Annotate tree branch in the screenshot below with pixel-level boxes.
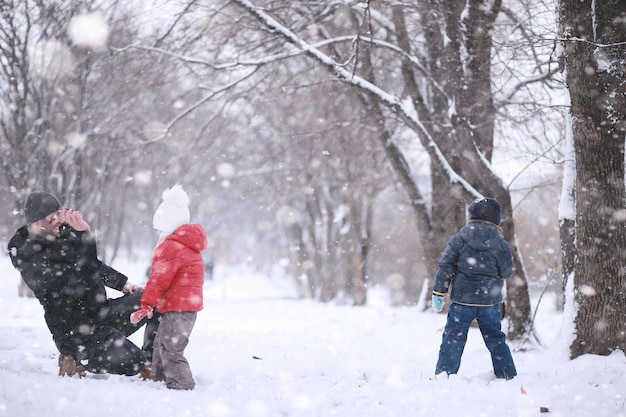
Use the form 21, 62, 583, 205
231, 0, 481, 198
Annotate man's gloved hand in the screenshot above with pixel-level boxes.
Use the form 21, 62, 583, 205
432, 294, 445, 312
130, 305, 153, 325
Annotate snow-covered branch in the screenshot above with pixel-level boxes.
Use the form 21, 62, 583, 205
231, 0, 481, 198
559, 36, 626, 48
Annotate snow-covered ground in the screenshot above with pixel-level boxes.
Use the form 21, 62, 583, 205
0, 255, 624, 417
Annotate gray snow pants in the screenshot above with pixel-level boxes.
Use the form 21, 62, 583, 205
150, 311, 197, 390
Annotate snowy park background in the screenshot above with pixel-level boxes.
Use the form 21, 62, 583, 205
1, 254, 624, 417
1, 3, 625, 416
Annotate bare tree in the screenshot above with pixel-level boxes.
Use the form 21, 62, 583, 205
1, 0, 568, 330
219, 0, 547, 338
111, 0, 567, 338
0, 1, 191, 268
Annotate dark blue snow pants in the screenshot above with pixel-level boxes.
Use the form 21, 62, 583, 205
435, 303, 517, 379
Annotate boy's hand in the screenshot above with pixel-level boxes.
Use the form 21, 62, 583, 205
432, 294, 445, 312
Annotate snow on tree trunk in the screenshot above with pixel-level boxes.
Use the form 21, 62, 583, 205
558, 96, 576, 306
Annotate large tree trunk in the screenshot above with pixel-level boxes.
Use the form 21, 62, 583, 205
560, 0, 626, 357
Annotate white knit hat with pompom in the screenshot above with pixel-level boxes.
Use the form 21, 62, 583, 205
152, 184, 190, 235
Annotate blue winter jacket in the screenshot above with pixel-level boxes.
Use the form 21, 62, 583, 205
433, 220, 514, 306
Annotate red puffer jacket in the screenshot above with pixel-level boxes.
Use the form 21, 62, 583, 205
141, 223, 208, 313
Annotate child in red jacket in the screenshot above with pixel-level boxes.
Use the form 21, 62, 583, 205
131, 184, 207, 390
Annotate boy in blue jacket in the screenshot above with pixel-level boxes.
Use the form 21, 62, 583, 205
432, 198, 517, 380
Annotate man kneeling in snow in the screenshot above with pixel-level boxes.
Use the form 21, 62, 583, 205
8, 191, 160, 378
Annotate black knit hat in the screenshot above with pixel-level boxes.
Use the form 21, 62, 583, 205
24, 191, 61, 224
468, 198, 501, 225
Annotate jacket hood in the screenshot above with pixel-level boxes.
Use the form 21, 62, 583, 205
164, 223, 207, 252
459, 221, 503, 251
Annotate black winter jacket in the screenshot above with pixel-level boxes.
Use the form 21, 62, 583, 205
433, 220, 514, 306
7, 224, 128, 353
